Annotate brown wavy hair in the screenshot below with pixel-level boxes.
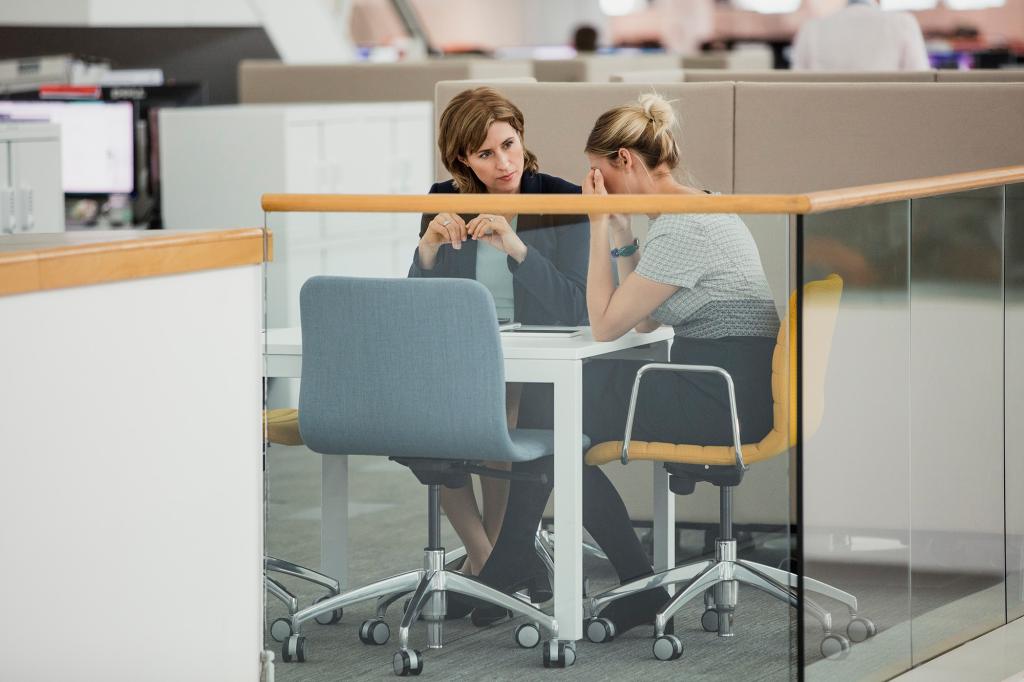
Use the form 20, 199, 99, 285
438, 87, 539, 193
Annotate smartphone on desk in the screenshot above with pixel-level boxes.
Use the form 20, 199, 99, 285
502, 325, 583, 338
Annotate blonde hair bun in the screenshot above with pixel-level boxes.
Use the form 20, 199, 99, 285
585, 91, 681, 172
637, 93, 675, 134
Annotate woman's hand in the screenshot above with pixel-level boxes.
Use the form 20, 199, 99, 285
583, 168, 606, 196
584, 168, 610, 228
421, 212, 468, 250
467, 214, 527, 263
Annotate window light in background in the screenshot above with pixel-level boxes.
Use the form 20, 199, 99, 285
879, 0, 938, 8
732, 0, 802, 13
943, 0, 1004, 9
599, 0, 646, 16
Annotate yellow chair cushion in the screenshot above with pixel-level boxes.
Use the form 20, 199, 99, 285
585, 274, 843, 468
264, 408, 304, 446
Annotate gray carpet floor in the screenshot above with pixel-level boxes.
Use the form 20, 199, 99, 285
265, 445, 1001, 681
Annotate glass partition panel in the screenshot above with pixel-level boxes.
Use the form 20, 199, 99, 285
1008, 183, 1024, 623
260, 208, 795, 680
801, 202, 913, 681
909, 187, 1005, 663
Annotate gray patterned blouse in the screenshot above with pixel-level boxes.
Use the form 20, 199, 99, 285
633, 212, 780, 339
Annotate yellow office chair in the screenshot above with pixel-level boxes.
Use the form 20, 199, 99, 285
582, 274, 875, 661
263, 408, 344, 643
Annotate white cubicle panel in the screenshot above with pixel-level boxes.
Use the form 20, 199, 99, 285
160, 102, 432, 329
0, 240, 264, 680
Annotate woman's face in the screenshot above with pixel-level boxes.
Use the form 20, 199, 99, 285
587, 152, 629, 194
462, 121, 525, 194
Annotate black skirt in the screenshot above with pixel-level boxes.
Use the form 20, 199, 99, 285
518, 335, 775, 447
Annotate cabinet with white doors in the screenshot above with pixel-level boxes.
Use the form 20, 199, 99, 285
0, 122, 64, 234
159, 102, 432, 329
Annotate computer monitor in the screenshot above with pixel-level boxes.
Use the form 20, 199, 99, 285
0, 100, 135, 194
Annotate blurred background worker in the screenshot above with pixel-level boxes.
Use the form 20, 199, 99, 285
791, 0, 930, 71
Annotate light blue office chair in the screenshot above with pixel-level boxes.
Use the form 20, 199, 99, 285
281, 276, 581, 675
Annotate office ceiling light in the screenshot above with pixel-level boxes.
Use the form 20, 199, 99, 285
600, 0, 644, 16
732, 0, 801, 14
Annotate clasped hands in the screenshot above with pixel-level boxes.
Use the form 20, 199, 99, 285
423, 212, 527, 263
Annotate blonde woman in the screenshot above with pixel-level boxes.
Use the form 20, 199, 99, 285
408, 87, 588, 596
581, 93, 778, 449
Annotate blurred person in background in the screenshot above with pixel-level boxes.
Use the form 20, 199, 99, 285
573, 24, 600, 53
791, 0, 929, 71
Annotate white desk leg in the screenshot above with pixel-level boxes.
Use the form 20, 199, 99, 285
652, 464, 675, 583
552, 360, 584, 642
652, 338, 675, 586
321, 454, 349, 589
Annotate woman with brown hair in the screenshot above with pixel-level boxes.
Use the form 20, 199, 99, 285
408, 86, 588, 589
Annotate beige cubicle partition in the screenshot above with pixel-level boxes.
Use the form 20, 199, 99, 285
935, 69, 1024, 82
434, 80, 734, 193
609, 68, 686, 83
611, 69, 938, 84
615, 69, 1024, 85
733, 82, 1024, 193
238, 58, 533, 104
684, 69, 936, 83
531, 53, 681, 83
682, 47, 774, 71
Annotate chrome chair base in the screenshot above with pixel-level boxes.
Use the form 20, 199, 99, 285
280, 484, 575, 671
265, 555, 340, 615
588, 537, 871, 660
280, 547, 565, 668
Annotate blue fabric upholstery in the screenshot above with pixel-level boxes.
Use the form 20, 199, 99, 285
298, 276, 559, 463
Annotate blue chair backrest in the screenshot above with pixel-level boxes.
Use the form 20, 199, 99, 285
298, 276, 517, 462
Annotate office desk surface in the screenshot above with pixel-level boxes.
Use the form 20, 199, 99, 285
265, 324, 675, 365
0, 228, 269, 296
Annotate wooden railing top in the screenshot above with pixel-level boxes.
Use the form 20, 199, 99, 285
261, 166, 1024, 215
0, 228, 269, 297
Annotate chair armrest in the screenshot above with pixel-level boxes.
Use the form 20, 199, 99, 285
620, 362, 745, 471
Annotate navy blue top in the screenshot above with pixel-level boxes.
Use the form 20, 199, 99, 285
408, 171, 589, 325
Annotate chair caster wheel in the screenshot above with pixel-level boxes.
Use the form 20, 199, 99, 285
313, 595, 343, 625
653, 634, 684, 661
542, 640, 576, 668
820, 633, 851, 660
359, 618, 391, 645
584, 617, 616, 643
270, 617, 293, 643
281, 634, 307, 663
847, 616, 876, 643
701, 608, 718, 632
514, 623, 541, 648
701, 609, 733, 633
393, 649, 423, 676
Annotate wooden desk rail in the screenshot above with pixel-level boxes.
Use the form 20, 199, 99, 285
0, 228, 269, 297
261, 166, 1024, 215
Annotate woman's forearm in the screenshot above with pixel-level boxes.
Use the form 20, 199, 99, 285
586, 216, 617, 339
610, 227, 640, 285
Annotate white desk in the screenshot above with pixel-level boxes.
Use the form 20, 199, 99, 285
265, 325, 675, 641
